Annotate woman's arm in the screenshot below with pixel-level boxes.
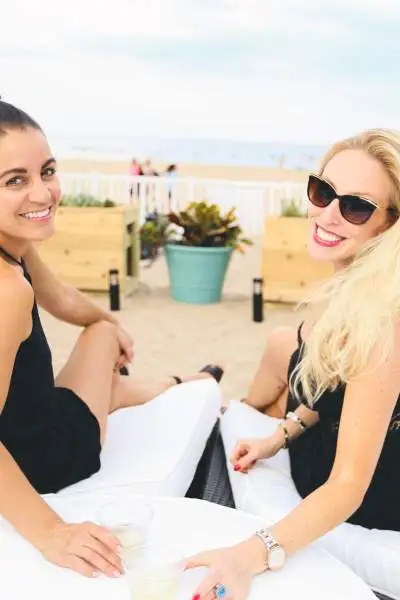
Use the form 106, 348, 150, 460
269, 402, 320, 452
0, 276, 62, 539
0, 274, 123, 576
0, 273, 62, 541
25, 245, 134, 370
0, 439, 123, 578
0, 442, 63, 543
244, 327, 299, 412
244, 334, 400, 573
231, 402, 320, 473
23, 244, 118, 327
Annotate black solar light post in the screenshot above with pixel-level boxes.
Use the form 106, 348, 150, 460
108, 268, 120, 311
252, 277, 263, 322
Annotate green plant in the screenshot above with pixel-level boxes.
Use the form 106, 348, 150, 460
280, 199, 307, 217
140, 213, 171, 262
60, 193, 116, 207
167, 200, 252, 253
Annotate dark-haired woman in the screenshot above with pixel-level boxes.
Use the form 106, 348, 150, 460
0, 101, 221, 579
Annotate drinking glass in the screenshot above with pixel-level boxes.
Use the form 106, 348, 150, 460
124, 543, 184, 600
97, 496, 154, 562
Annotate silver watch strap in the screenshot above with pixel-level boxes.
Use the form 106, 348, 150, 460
255, 528, 276, 551
255, 528, 286, 571
255, 530, 270, 570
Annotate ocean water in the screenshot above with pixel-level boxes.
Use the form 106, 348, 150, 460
52, 134, 327, 171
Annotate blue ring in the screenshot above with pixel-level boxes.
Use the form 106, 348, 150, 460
215, 584, 227, 598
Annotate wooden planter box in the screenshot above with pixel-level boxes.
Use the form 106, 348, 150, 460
262, 216, 333, 303
38, 205, 140, 294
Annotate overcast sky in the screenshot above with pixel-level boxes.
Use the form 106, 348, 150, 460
1, 0, 399, 144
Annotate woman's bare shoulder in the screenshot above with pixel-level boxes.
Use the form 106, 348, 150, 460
0, 265, 33, 412
268, 326, 299, 351
0, 264, 33, 337
266, 325, 300, 371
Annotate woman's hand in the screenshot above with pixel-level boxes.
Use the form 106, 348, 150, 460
115, 325, 134, 368
231, 435, 281, 473
39, 520, 123, 578
185, 538, 265, 600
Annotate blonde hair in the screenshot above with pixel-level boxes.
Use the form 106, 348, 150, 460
291, 129, 400, 406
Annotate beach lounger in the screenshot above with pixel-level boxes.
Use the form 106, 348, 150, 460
218, 400, 399, 600
55, 378, 220, 498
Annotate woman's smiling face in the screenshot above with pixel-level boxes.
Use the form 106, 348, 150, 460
307, 149, 394, 270
0, 126, 61, 250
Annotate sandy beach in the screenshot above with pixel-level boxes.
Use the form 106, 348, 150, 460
41, 237, 303, 404
43, 159, 306, 402
58, 157, 309, 183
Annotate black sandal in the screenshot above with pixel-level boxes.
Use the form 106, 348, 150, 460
199, 364, 224, 383
170, 365, 224, 385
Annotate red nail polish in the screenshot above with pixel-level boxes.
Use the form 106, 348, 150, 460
234, 464, 241, 471
192, 595, 200, 600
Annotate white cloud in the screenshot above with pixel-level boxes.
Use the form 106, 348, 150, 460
1, 0, 284, 45
3, 47, 396, 145
3, 0, 400, 48
1, 0, 192, 44
1, 0, 399, 146
0, 0, 362, 48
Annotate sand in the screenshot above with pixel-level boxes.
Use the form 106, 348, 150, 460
41, 237, 303, 403
58, 157, 309, 183
45, 158, 306, 402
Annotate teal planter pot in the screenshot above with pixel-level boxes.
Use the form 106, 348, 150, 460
165, 244, 233, 304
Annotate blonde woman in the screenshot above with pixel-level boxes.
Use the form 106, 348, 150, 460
186, 130, 400, 600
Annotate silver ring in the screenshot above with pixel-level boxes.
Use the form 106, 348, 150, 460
215, 583, 227, 598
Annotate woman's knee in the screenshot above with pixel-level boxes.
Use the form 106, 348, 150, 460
83, 320, 118, 345
85, 319, 117, 336
77, 320, 120, 365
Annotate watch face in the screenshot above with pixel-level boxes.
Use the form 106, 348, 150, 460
268, 546, 286, 571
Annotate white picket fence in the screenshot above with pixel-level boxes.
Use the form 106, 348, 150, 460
59, 173, 307, 235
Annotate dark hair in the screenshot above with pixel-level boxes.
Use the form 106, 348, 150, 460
0, 98, 41, 137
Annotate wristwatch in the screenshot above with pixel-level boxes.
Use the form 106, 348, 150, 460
255, 528, 286, 571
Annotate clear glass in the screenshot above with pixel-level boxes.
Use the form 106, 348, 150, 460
97, 496, 154, 561
124, 544, 184, 600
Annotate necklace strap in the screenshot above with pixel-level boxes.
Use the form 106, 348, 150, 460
0, 246, 23, 267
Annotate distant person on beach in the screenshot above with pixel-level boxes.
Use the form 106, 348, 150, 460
128, 158, 142, 199
165, 164, 178, 209
129, 158, 142, 176
143, 158, 158, 177
142, 159, 158, 207
0, 101, 223, 579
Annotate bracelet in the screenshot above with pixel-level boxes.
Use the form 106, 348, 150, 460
281, 425, 291, 449
286, 411, 307, 431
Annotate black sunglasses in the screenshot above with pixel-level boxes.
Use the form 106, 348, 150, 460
307, 174, 397, 226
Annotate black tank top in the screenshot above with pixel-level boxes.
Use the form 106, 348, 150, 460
289, 322, 400, 422
0, 263, 56, 435
287, 323, 400, 530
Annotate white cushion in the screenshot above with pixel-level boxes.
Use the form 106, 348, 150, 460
57, 379, 220, 497
0, 492, 375, 600
221, 400, 400, 600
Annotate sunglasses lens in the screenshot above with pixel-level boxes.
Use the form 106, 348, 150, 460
308, 175, 377, 225
340, 196, 376, 225
308, 176, 334, 208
